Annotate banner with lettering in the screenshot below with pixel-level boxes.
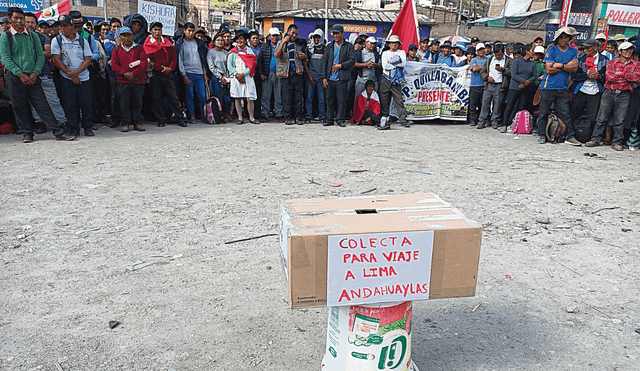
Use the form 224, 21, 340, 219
0, 0, 43, 12
605, 4, 640, 28
401, 62, 471, 121
138, 0, 177, 35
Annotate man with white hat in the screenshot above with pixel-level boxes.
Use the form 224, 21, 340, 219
586, 42, 640, 151
257, 27, 284, 122
353, 36, 381, 101
304, 28, 326, 123
379, 34, 411, 129
536, 26, 580, 145
595, 33, 606, 51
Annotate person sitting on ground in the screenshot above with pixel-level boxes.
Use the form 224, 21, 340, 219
350, 79, 380, 126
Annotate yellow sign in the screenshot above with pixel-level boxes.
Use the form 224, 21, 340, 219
343, 24, 377, 34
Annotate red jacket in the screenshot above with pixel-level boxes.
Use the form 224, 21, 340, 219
351, 90, 381, 123
144, 35, 177, 74
111, 43, 148, 85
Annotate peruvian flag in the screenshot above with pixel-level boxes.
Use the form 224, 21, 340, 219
35, 0, 72, 21
389, 0, 420, 52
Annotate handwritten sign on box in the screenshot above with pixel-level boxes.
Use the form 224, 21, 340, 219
138, 0, 176, 35
327, 231, 434, 306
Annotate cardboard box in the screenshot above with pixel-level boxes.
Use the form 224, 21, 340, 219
279, 193, 482, 309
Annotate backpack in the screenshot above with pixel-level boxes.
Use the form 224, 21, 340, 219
4, 30, 38, 61
510, 110, 532, 134
573, 114, 594, 143
546, 112, 567, 144
203, 97, 223, 124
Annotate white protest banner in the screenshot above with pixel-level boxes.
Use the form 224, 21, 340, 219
327, 231, 434, 306
138, 0, 176, 35
401, 62, 471, 121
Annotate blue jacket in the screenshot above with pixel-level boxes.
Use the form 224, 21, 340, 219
435, 53, 455, 67
571, 52, 609, 95
174, 37, 209, 76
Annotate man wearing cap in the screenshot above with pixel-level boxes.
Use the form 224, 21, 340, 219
586, 42, 640, 151
144, 21, 186, 127
111, 26, 147, 132
613, 34, 626, 47
37, 20, 50, 37
452, 43, 467, 66
0, 7, 74, 142
23, 12, 69, 134
478, 43, 511, 129
537, 27, 579, 145
435, 41, 455, 67
0, 16, 10, 32
407, 43, 419, 62
51, 13, 94, 137
274, 24, 307, 125
533, 36, 544, 48
257, 27, 284, 122
175, 22, 209, 123
322, 24, 356, 127
424, 39, 440, 63
417, 37, 429, 60
595, 33, 606, 52
379, 35, 411, 129
468, 43, 487, 127
353, 36, 381, 100
304, 29, 326, 123
470, 37, 480, 49
569, 39, 608, 142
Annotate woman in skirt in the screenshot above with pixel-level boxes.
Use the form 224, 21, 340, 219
227, 30, 258, 124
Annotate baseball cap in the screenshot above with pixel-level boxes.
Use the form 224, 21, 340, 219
331, 24, 344, 33
0, 16, 9, 24
420, 36, 429, 43
533, 35, 544, 42
534, 45, 545, 54
149, 21, 163, 29
58, 15, 73, 26
583, 39, 599, 48
268, 27, 281, 36
475, 42, 485, 49
408, 43, 418, 50
595, 33, 606, 41
467, 46, 476, 54
618, 41, 634, 50
471, 37, 479, 43
118, 26, 132, 35
37, 20, 50, 27
429, 39, 440, 46
365, 36, 377, 43
613, 34, 626, 41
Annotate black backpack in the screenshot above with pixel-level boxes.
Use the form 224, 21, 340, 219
573, 114, 594, 143
3, 30, 38, 61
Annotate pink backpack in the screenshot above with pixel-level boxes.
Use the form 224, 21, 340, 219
511, 110, 532, 134
203, 97, 223, 124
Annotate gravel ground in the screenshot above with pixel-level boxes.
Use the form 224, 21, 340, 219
1, 121, 639, 371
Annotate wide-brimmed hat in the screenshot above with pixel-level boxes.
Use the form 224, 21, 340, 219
386, 35, 401, 44
453, 42, 467, 52
554, 27, 573, 41
233, 29, 248, 41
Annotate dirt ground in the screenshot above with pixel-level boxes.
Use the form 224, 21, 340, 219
1, 121, 639, 371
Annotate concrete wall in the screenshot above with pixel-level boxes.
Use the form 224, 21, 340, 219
430, 24, 544, 43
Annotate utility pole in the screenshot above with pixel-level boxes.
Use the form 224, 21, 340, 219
455, 0, 462, 36
324, 0, 328, 41
103, 0, 108, 21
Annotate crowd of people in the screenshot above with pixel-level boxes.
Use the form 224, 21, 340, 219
1, 7, 640, 151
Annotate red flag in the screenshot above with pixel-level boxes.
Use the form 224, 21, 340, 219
35, 0, 72, 21
389, 0, 420, 52
558, 0, 574, 28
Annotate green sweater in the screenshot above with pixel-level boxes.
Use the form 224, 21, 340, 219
0, 30, 44, 76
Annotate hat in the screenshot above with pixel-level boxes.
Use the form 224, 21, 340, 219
68, 10, 84, 25
195, 27, 206, 35
408, 43, 418, 50
429, 39, 440, 46
440, 40, 452, 48
58, 15, 73, 26
331, 24, 344, 33
567, 27, 578, 36
0, 16, 9, 24
476, 42, 485, 49
583, 39, 599, 48
471, 37, 479, 43
118, 26, 132, 36
37, 20, 50, 27
534, 45, 545, 54
365, 36, 377, 44
420, 36, 429, 43
233, 29, 248, 41
554, 27, 573, 41
365, 79, 375, 87
358, 31, 368, 37
613, 34, 626, 41
533, 35, 544, 42
618, 41, 634, 50
386, 35, 401, 44
149, 21, 163, 29
268, 27, 281, 36
355, 38, 365, 45
453, 42, 467, 52
595, 33, 606, 41
466, 46, 476, 55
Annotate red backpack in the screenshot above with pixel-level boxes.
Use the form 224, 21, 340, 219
511, 110, 532, 134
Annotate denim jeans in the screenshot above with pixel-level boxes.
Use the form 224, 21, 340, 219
306, 78, 326, 119
6, 71, 65, 136
31, 75, 67, 124
185, 73, 206, 116
468, 86, 484, 125
210, 75, 231, 116
537, 89, 573, 139
478, 83, 504, 126
326, 79, 349, 123
261, 71, 283, 118
591, 89, 630, 145
59, 78, 93, 129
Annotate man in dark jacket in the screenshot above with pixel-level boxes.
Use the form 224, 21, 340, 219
321, 24, 355, 127
257, 27, 283, 122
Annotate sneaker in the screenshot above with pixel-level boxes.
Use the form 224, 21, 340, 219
285, 118, 294, 125
297, 119, 304, 125
55, 134, 75, 141
260, 117, 269, 123
337, 121, 347, 127
275, 117, 284, 123
538, 135, 546, 144
585, 140, 599, 147
611, 143, 623, 151
476, 123, 485, 129
84, 128, 94, 136
134, 123, 145, 131
70, 127, 80, 137
323, 121, 334, 127
22, 134, 34, 143
564, 137, 582, 146
499, 126, 507, 133
304, 118, 311, 124
121, 125, 129, 132
376, 123, 390, 130
401, 121, 412, 128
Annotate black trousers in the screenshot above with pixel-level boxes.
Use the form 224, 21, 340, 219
360, 110, 380, 125
502, 88, 535, 127
6, 71, 64, 137
150, 74, 184, 124
326, 80, 349, 123
570, 90, 601, 129
282, 74, 305, 120
468, 86, 483, 125
116, 83, 145, 125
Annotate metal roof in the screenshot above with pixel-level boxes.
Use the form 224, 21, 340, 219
256, 8, 434, 25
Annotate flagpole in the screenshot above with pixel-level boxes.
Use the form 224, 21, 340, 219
455, 0, 462, 36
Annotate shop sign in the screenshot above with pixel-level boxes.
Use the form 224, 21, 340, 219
605, 4, 640, 27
